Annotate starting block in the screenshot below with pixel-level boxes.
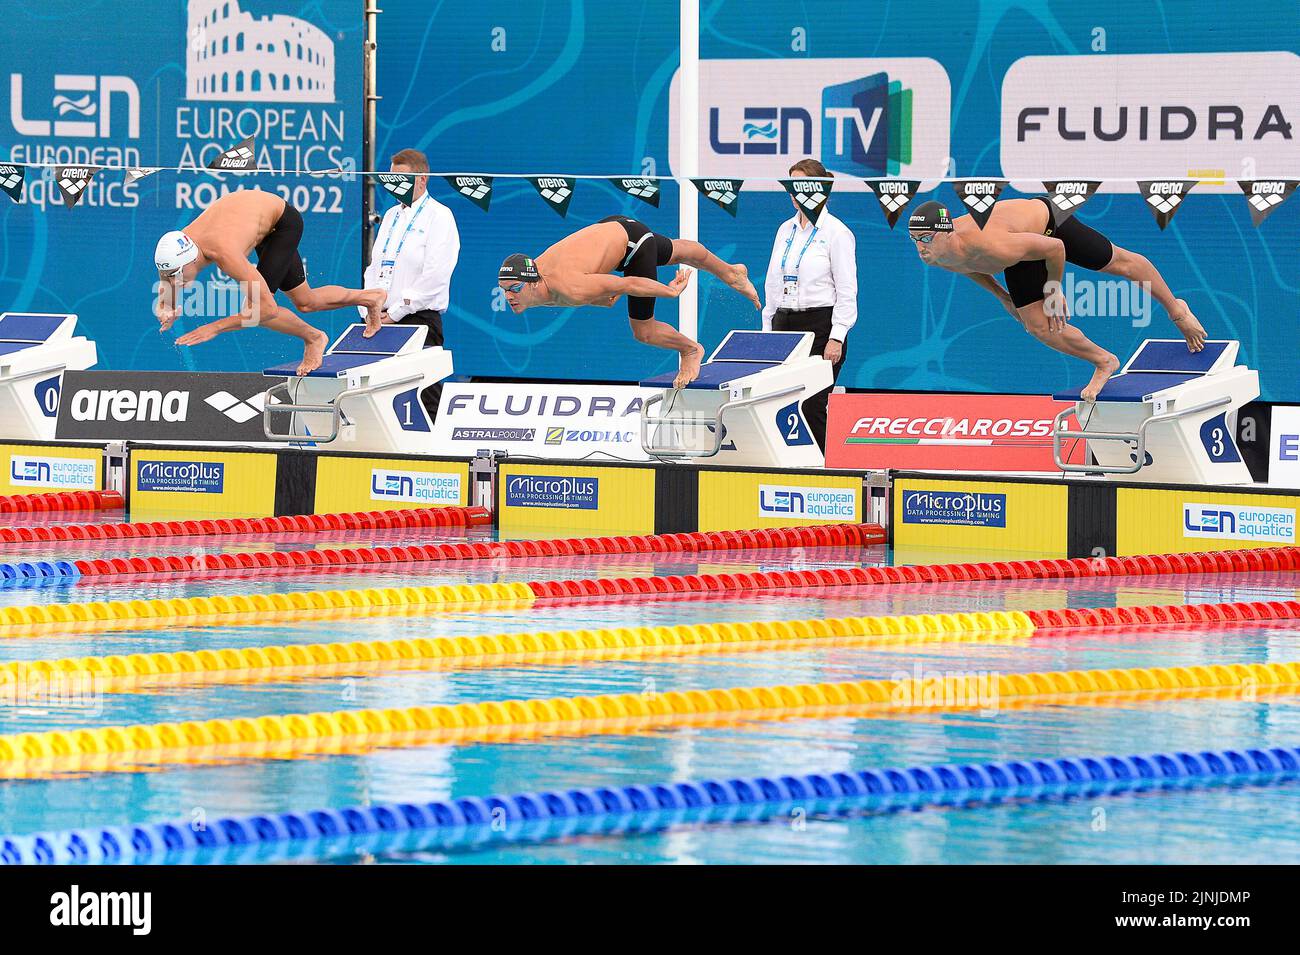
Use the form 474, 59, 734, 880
640, 330, 832, 467
1052, 339, 1258, 484
0, 313, 97, 441
262, 323, 452, 454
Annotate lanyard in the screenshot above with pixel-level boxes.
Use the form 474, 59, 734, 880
780, 220, 819, 275
380, 195, 429, 259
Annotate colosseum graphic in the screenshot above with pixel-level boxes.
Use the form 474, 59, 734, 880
186, 0, 334, 102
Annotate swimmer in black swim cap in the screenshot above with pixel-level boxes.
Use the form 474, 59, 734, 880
905, 194, 1206, 401
497, 215, 759, 388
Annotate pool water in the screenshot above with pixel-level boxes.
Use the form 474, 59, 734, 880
2, 516, 1300, 864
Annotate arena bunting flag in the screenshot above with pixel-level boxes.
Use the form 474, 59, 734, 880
206, 136, 258, 173
0, 163, 24, 203
529, 176, 576, 217
780, 177, 833, 224
691, 178, 742, 217
444, 174, 493, 211
55, 166, 98, 209
610, 176, 661, 208
1138, 180, 1196, 230
124, 167, 160, 185
953, 179, 1006, 229
377, 172, 416, 206
1237, 179, 1298, 227
1042, 180, 1101, 226
864, 179, 921, 228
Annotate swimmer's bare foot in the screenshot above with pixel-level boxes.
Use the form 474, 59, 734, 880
361, 290, 386, 337
296, 330, 328, 376
674, 343, 705, 389
1079, 352, 1120, 402
175, 321, 223, 347
728, 263, 761, 310
1170, 300, 1206, 352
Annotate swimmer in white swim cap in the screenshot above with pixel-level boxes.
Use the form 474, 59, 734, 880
153, 191, 386, 375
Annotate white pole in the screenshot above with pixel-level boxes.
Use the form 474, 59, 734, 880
678, 0, 699, 342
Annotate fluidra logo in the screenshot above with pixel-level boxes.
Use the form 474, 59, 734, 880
71, 388, 189, 422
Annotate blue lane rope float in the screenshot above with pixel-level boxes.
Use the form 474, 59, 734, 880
5, 744, 1298, 865
0, 560, 80, 587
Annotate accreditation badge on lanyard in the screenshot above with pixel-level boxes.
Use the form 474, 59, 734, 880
780, 222, 818, 307
377, 196, 428, 289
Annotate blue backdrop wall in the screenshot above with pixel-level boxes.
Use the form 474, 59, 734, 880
2, 2, 1296, 399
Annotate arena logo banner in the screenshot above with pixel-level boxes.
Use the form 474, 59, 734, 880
1138, 179, 1196, 229
779, 177, 832, 224
864, 179, 921, 228
205, 136, 259, 173
669, 58, 951, 189
1238, 180, 1299, 228
444, 175, 493, 211
824, 393, 1084, 471
953, 179, 1006, 229
691, 178, 742, 216
0, 164, 25, 203
529, 176, 575, 217
431, 382, 656, 460
1001, 52, 1300, 193
610, 177, 660, 208
55, 371, 275, 441
1042, 180, 1101, 226
377, 172, 416, 207
55, 166, 99, 209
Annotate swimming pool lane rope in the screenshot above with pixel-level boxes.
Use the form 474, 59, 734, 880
2, 545, 1297, 636
5, 743, 1298, 865
7, 599, 1298, 694
1, 658, 1297, 779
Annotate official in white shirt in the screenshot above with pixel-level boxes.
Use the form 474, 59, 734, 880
363, 148, 460, 419
760, 158, 858, 452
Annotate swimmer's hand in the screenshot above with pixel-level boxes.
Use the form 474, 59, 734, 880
175, 320, 224, 347
157, 306, 180, 332
666, 269, 693, 298
1043, 281, 1070, 333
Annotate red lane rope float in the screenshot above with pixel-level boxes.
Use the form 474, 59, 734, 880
64, 522, 885, 580
0, 505, 493, 543
0, 490, 122, 516
521, 546, 1300, 603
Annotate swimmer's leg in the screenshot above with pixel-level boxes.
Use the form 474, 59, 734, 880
284, 278, 387, 336
176, 306, 328, 375
1016, 301, 1118, 402
1099, 245, 1205, 352
631, 316, 705, 389
668, 239, 760, 309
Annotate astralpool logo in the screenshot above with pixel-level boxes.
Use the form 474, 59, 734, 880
136, 460, 224, 494
670, 58, 949, 187
505, 475, 599, 510
758, 484, 856, 520
1183, 503, 1295, 543
902, 491, 1006, 528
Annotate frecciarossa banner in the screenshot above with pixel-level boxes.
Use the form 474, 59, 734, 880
825, 393, 1084, 471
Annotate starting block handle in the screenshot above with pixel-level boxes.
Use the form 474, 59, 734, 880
640, 384, 804, 460
1052, 395, 1233, 474
260, 372, 425, 444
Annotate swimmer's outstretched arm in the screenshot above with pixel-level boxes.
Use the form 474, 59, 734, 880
964, 272, 1019, 317
563, 271, 691, 305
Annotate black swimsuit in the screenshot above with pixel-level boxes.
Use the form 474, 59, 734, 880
255, 201, 307, 293
599, 215, 674, 320
1002, 196, 1115, 308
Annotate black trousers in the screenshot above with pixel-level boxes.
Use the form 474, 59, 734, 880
398, 309, 444, 420
771, 305, 845, 454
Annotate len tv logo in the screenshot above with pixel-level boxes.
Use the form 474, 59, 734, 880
821, 72, 912, 177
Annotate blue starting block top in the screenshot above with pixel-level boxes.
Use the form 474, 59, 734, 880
0, 313, 74, 358
1125, 340, 1229, 373
263, 323, 423, 378
710, 330, 805, 363
642, 360, 781, 390
1055, 371, 1202, 403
